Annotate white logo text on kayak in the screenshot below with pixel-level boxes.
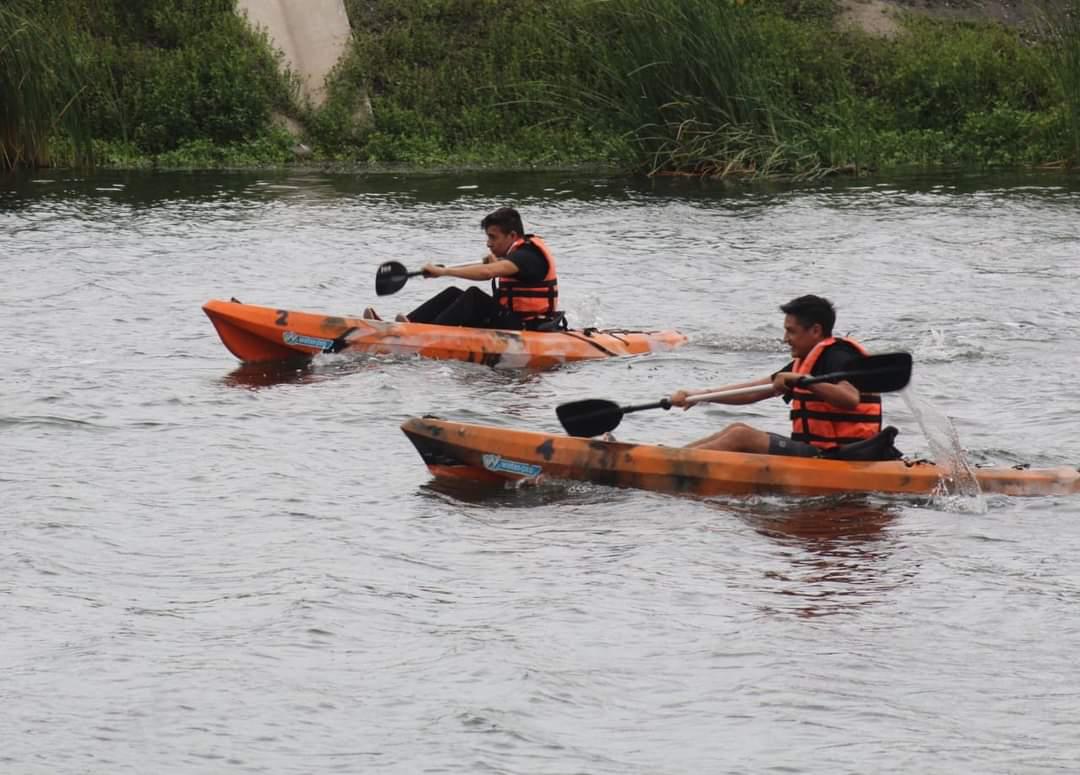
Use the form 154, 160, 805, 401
482, 454, 542, 477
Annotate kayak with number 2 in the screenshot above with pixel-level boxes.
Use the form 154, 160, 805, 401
203, 299, 687, 369
400, 417, 1080, 498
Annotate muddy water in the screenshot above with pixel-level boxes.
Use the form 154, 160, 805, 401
3, 169, 1079, 774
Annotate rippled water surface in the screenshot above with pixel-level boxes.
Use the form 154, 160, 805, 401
3, 169, 1079, 774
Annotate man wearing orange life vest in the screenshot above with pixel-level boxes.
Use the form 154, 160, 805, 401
365, 207, 560, 329
670, 295, 882, 456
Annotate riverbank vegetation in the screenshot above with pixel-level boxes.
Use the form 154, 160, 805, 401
6, 0, 1080, 177
2, 0, 296, 170
1, 1, 91, 168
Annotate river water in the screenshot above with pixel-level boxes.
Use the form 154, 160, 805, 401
3, 168, 1079, 774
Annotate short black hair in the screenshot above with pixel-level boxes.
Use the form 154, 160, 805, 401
481, 207, 524, 236
780, 295, 836, 336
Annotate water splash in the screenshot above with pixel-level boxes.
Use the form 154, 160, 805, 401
901, 388, 987, 513
916, 326, 987, 364
568, 292, 605, 329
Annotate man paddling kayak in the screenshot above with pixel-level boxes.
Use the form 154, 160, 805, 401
364, 207, 564, 330
670, 295, 883, 456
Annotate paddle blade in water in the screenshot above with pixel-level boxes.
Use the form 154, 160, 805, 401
842, 352, 913, 393
375, 261, 409, 296
556, 398, 623, 437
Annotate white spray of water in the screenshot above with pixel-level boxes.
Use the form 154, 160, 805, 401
900, 388, 987, 514
569, 293, 605, 330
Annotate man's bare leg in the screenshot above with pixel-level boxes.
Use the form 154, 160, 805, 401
685, 422, 771, 453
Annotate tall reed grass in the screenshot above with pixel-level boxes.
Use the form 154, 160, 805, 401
548, 0, 823, 177
0, 1, 91, 169
1040, 0, 1080, 161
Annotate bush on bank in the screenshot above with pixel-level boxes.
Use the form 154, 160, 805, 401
0, 0, 91, 168
335, 0, 1080, 175
4, 0, 297, 169
326, 0, 631, 165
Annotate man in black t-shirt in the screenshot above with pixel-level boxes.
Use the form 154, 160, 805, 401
363, 207, 558, 329
669, 295, 879, 457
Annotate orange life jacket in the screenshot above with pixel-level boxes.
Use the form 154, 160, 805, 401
790, 337, 882, 450
493, 236, 558, 319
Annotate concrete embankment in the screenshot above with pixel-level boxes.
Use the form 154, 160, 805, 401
236, 0, 351, 107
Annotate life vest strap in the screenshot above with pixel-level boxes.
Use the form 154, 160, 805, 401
499, 287, 559, 299
792, 432, 881, 445
791, 408, 882, 423
500, 278, 558, 288
791, 391, 881, 405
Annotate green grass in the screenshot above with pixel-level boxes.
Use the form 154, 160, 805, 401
543, 0, 803, 176
1039, 0, 1080, 162
335, 0, 1071, 176
9, 0, 1080, 174
0, 0, 91, 168
6, 0, 299, 168
328, 0, 626, 165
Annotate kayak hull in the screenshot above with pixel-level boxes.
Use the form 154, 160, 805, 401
401, 417, 1080, 498
203, 299, 687, 368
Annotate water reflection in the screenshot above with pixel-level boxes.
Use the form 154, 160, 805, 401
418, 475, 614, 509
221, 361, 315, 389
728, 496, 907, 618
5, 167, 1080, 218
744, 496, 899, 543
220, 353, 388, 389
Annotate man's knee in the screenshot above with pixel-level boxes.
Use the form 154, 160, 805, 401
433, 286, 464, 302
725, 423, 769, 453
725, 423, 756, 440
456, 286, 496, 314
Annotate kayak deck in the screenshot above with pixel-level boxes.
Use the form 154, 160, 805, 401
401, 417, 1080, 498
203, 299, 687, 368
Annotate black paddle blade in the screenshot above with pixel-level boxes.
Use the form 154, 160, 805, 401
834, 352, 913, 393
556, 398, 624, 438
375, 260, 409, 296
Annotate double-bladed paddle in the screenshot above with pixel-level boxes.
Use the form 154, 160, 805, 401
556, 351, 913, 438
376, 260, 471, 296
375, 261, 425, 296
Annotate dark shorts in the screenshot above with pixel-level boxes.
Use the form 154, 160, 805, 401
766, 433, 821, 458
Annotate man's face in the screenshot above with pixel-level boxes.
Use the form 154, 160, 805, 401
485, 226, 518, 258
783, 313, 824, 360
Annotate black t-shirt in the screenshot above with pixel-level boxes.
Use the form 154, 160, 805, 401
505, 243, 549, 283
778, 340, 861, 403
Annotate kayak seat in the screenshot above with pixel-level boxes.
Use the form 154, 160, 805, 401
524, 311, 568, 332
821, 426, 903, 462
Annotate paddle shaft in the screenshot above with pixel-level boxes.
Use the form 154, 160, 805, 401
554, 352, 912, 437
685, 384, 773, 405
683, 366, 891, 405
396, 262, 467, 280
624, 399, 672, 413
607, 384, 789, 423
588, 367, 886, 427
376, 261, 473, 296
611, 385, 774, 421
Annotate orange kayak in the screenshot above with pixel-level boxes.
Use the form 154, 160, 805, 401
401, 417, 1080, 498
203, 299, 687, 368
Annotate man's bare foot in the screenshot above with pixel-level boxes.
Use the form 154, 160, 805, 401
362, 307, 382, 320
394, 313, 409, 322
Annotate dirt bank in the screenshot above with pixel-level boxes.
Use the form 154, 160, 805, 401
839, 0, 1046, 37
